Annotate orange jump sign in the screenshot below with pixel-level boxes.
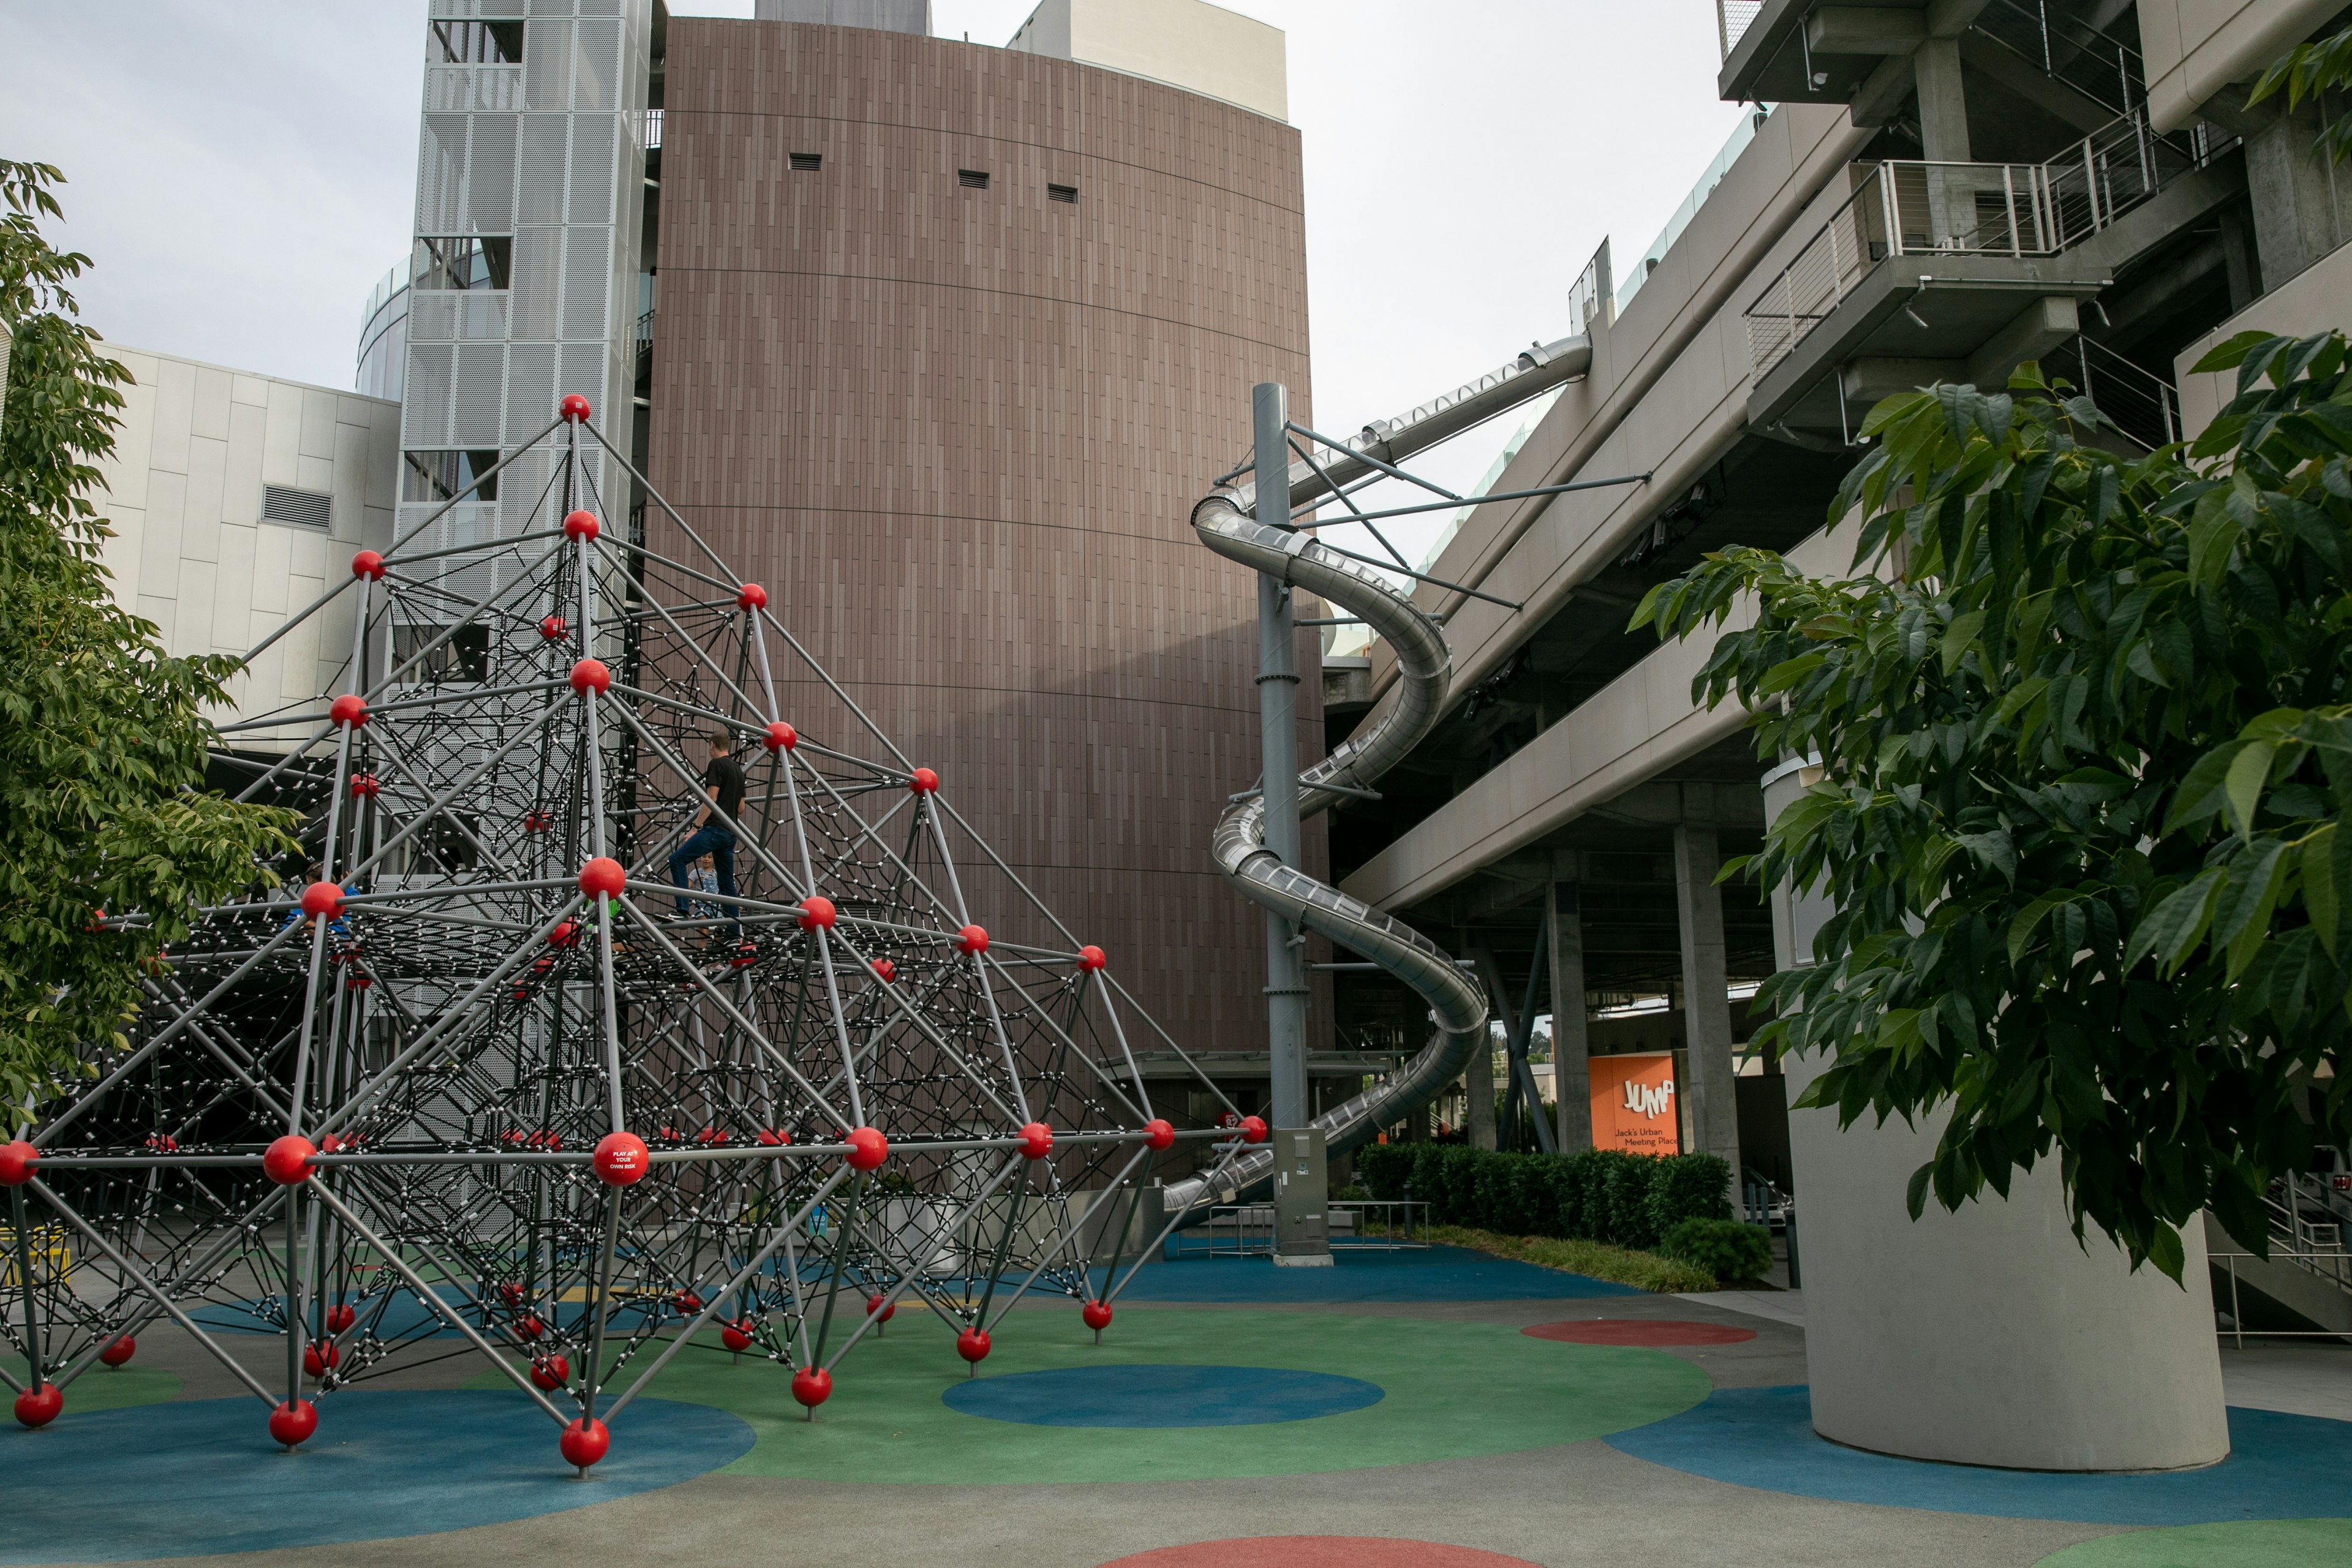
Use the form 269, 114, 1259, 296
1589, 1052, 1679, 1155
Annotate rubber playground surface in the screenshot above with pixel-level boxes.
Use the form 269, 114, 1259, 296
6, 1246, 2351, 1567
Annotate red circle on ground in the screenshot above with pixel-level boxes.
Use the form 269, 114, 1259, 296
1098, 1539, 1542, 1568
1520, 1319, 1756, 1348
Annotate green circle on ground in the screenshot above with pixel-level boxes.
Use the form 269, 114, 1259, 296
58, 1365, 183, 1414
537, 1308, 1709, 1485
2033, 1520, 2352, 1567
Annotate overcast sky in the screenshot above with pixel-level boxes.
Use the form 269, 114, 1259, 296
5, 1, 1747, 556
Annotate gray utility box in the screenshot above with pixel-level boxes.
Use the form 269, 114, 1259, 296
1271, 1126, 1334, 1266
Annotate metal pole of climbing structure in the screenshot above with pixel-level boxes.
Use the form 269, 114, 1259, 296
1252, 381, 1310, 1134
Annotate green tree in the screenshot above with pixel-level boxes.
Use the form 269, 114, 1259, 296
2249, 20, 2352, 166
0, 161, 296, 1128
1634, 336, 2352, 1280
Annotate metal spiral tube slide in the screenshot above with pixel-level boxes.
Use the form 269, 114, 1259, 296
1166, 334, 1591, 1208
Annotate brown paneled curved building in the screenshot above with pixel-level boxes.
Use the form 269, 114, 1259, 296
643, 15, 1328, 1079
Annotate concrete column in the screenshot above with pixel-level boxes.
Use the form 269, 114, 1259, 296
1913, 37, 1969, 160
2245, 104, 2351, 296
1463, 934, 1496, 1149
1672, 823, 1741, 1173
1913, 36, 1972, 249
1253, 382, 1309, 1134
1549, 882, 1591, 1152
1760, 759, 2227, 1471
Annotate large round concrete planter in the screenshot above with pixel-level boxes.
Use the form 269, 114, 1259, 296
1783, 1051, 2229, 1471
1763, 760, 2228, 1472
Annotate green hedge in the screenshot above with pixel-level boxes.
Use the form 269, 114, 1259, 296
1660, 1218, 1773, 1283
1356, 1142, 1731, 1249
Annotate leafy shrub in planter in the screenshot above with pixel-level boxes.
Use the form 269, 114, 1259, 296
1319, 1142, 1734, 1253
1357, 1142, 1412, 1200
1603, 1152, 1660, 1248
1646, 1152, 1732, 1238
1660, 1218, 1772, 1283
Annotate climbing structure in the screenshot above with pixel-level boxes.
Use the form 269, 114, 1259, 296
1, 399, 1253, 1464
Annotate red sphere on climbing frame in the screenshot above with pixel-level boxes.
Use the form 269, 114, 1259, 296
496, 1281, 524, 1305
1143, 1118, 1175, 1152
843, 1126, 888, 1171
797, 895, 837, 932
1077, 944, 1107, 972
559, 1417, 609, 1468
326, 1304, 356, 1333
1016, 1121, 1053, 1159
562, 508, 599, 541
908, 767, 939, 795
0, 1139, 36, 1186
328, 693, 368, 729
538, 614, 568, 643
869, 958, 895, 984
516, 1314, 545, 1341
1082, 1300, 1113, 1332
263, 1134, 317, 1186
558, 393, 591, 423
720, 1319, 753, 1353
791, 1366, 832, 1408
1239, 1116, 1268, 1145
350, 549, 385, 581
300, 881, 344, 919
956, 1327, 992, 1364
954, 924, 988, 956
99, 1335, 136, 1368
303, 1340, 339, 1378
15, 1385, 64, 1428
756, 1128, 791, 1147
735, 582, 767, 612
548, 920, 581, 949
865, 1293, 895, 1324
671, 1291, 702, 1316
349, 772, 379, 800
763, 720, 797, 753
268, 1398, 318, 1447
578, 857, 626, 900
592, 1130, 650, 1186
530, 1354, 570, 1390
568, 658, 611, 695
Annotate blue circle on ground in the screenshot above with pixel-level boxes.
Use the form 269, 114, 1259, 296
1607, 1387, 2352, 1525
1094, 1245, 1641, 1304
942, 1363, 1385, 1428
0, 1390, 753, 1564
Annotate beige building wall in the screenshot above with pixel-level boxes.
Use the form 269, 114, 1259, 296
2174, 236, 2352, 435
1006, 0, 1287, 121
92, 345, 399, 739
2139, 0, 2343, 132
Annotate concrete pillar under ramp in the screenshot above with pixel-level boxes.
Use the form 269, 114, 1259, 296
1763, 758, 2229, 1472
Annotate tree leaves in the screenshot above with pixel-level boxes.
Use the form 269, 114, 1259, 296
0, 161, 297, 1126
1634, 323, 2352, 1280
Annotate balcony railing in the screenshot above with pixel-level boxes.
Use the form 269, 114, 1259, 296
1716, 1, 1763, 64
2055, 334, 2181, 450
1745, 112, 2236, 380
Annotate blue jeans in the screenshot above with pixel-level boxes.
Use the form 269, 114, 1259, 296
668, 825, 737, 924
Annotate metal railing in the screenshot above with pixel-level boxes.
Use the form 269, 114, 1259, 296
2056, 334, 2181, 450
1972, 0, 2145, 120
1716, 1, 1763, 64
1569, 236, 1614, 339
1745, 113, 2236, 379
1166, 1199, 1429, 1257
643, 107, 663, 150
2213, 1250, 2352, 1345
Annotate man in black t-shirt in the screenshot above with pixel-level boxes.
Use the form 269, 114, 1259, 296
669, 729, 745, 931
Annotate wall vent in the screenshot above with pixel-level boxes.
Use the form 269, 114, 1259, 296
957, 168, 990, 190
1047, 183, 1078, 204
790, 152, 821, 172
263, 485, 333, 531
